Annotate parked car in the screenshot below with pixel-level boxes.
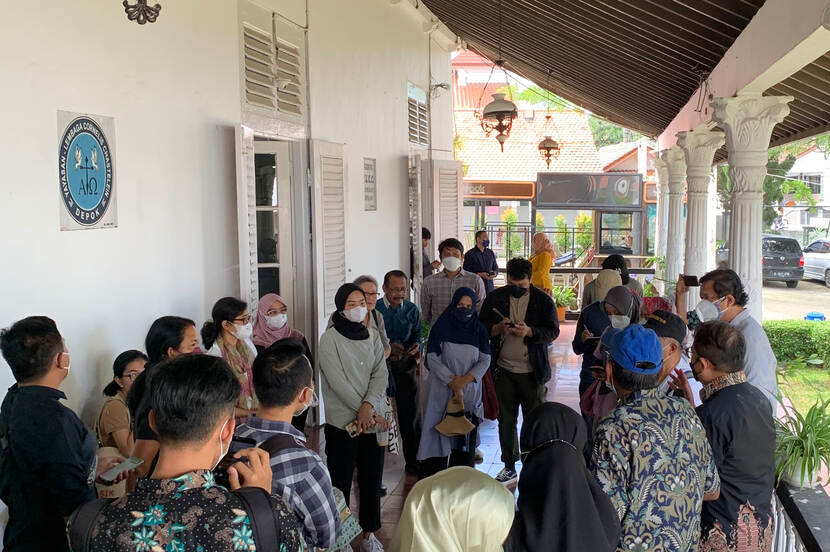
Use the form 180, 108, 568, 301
715, 235, 804, 288
803, 238, 830, 287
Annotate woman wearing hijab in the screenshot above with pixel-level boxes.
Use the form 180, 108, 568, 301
504, 402, 619, 552
530, 233, 554, 295
252, 293, 314, 432
319, 283, 390, 552
390, 466, 514, 552
581, 267, 624, 307
416, 287, 491, 479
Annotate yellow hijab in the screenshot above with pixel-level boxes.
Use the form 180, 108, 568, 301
390, 467, 515, 552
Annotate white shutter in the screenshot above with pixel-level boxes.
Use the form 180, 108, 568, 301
235, 125, 259, 306
275, 17, 305, 119
312, 141, 348, 333
408, 98, 429, 145
425, 160, 463, 242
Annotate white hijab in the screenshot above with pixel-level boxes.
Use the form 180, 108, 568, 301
390, 466, 515, 552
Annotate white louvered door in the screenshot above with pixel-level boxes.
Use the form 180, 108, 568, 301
235, 125, 258, 306
311, 141, 348, 336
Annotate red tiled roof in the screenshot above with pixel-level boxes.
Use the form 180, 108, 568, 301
455, 109, 601, 181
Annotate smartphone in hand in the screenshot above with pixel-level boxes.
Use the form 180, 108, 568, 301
683, 275, 699, 287
99, 456, 144, 483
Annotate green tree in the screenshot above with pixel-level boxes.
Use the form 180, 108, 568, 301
763, 153, 797, 228
588, 117, 643, 149
501, 207, 524, 256
575, 211, 593, 252
553, 214, 570, 252
534, 212, 545, 234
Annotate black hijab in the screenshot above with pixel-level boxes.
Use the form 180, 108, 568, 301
426, 287, 490, 356
602, 254, 630, 285
504, 402, 620, 552
332, 283, 370, 341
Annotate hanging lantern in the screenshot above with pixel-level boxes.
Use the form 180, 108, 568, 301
480, 93, 518, 152
538, 136, 560, 168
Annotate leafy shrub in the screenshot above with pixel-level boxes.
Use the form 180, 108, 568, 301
762, 320, 830, 364
553, 215, 570, 253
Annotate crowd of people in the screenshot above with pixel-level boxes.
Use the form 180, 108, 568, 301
0, 228, 779, 552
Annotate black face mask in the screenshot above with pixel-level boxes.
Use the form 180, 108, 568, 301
509, 285, 528, 298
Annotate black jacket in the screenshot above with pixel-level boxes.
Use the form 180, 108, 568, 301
480, 285, 560, 385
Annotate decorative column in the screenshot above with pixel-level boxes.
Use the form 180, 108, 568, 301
677, 125, 725, 290
711, 93, 792, 320
660, 146, 687, 287
653, 156, 669, 260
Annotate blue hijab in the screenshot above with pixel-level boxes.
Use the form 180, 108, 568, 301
426, 287, 491, 356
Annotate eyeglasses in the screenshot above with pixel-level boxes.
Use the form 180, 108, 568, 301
266, 309, 287, 316
364, 292, 380, 298
233, 314, 252, 325
520, 438, 577, 462
121, 373, 141, 380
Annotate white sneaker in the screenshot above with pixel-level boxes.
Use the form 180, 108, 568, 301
474, 447, 484, 464
494, 467, 518, 486
360, 533, 385, 552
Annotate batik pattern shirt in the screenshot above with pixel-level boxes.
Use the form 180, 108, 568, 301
592, 388, 720, 552
81, 469, 304, 551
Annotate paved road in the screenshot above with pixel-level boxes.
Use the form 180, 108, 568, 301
763, 278, 830, 320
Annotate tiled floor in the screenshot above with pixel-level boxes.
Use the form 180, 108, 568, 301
313, 321, 582, 549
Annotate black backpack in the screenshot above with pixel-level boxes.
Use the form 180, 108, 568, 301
68, 485, 282, 552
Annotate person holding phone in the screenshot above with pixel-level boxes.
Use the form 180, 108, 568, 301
0, 317, 128, 552
319, 283, 390, 552
464, 230, 499, 296
68, 354, 303, 551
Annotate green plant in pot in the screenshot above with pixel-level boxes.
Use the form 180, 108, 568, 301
552, 286, 577, 321
775, 396, 830, 489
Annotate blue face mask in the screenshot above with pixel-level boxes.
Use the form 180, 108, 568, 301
452, 307, 473, 322
482, 239, 490, 248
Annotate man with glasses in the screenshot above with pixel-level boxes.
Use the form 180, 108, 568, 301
236, 339, 340, 550
376, 270, 423, 475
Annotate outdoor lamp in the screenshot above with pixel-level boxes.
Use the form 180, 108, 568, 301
480, 93, 518, 152
538, 136, 561, 168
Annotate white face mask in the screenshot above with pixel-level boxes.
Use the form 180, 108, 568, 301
266, 314, 288, 329
694, 300, 722, 322
609, 315, 630, 329
213, 418, 231, 471
442, 256, 462, 272
344, 306, 368, 323
234, 322, 253, 340
295, 387, 319, 417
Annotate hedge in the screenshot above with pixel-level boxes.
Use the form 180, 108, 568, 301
762, 320, 830, 364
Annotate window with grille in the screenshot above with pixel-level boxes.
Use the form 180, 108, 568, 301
408, 83, 429, 146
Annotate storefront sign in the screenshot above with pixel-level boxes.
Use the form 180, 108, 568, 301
363, 158, 377, 211
463, 180, 534, 199
57, 111, 117, 230
536, 172, 642, 210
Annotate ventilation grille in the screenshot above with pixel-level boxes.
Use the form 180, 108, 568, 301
243, 24, 277, 109
408, 98, 429, 145
276, 40, 303, 116
438, 168, 460, 240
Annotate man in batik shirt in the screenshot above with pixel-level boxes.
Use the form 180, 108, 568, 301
592, 324, 720, 552
672, 321, 775, 552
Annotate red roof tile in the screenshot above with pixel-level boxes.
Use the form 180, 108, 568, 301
454, 109, 602, 181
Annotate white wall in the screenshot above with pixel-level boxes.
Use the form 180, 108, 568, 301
0, 0, 242, 423
306, 0, 453, 286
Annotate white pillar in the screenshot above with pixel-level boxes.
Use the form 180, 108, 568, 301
661, 146, 687, 288
711, 93, 792, 320
654, 156, 669, 260
677, 125, 725, 287
708, 165, 718, 270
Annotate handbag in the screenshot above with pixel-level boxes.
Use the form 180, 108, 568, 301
330, 487, 362, 551
435, 393, 475, 437
482, 369, 499, 420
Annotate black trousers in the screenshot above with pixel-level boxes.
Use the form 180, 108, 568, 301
324, 425, 385, 533
494, 369, 546, 469
417, 422, 478, 479
389, 354, 420, 470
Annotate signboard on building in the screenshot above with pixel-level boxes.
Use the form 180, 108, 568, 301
363, 157, 377, 211
57, 111, 117, 230
536, 172, 642, 211
463, 180, 535, 200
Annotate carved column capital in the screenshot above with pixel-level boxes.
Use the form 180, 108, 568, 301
660, 146, 686, 194
677, 124, 725, 193
653, 156, 669, 194
711, 93, 792, 194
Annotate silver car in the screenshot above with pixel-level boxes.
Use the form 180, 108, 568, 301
803, 239, 830, 287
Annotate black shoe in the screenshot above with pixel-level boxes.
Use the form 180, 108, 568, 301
379, 483, 388, 496
405, 464, 418, 475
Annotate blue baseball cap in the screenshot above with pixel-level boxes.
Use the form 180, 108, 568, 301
600, 325, 663, 374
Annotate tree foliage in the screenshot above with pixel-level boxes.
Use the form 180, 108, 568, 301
575, 211, 593, 252
588, 117, 644, 149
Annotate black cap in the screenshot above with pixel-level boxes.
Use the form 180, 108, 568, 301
643, 309, 687, 344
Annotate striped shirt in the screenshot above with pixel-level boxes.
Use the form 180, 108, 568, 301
420, 269, 486, 326
236, 418, 340, 549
